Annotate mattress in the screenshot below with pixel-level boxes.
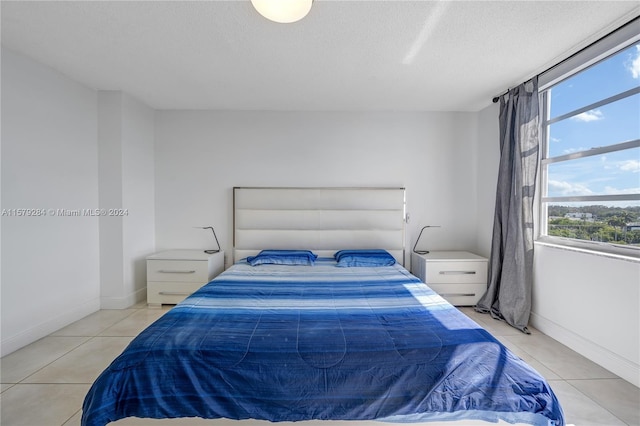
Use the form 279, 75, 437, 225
82, 258, 564, 426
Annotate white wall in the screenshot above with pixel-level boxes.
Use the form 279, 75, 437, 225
473, 102, 500, 258
532, 245, 640, 386
154, 111, 481, 269
1, 49, 155, 355
121, 94, 155, 306
474, 101, 640, 387
98, 92, 155, 309
1, 47, 101, 356
98, 92, 125, 306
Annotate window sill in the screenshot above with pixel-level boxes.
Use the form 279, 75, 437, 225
535, 237, 640, 263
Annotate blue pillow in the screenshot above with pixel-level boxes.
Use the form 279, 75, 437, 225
246, 250, 318, 266
334, 249, 396, 267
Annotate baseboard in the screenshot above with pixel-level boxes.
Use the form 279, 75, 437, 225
1, 297, 101, 357
530, 312, 639, 387
100, 286, 147, 309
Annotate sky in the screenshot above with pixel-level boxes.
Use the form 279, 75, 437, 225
546, 42, 640, 207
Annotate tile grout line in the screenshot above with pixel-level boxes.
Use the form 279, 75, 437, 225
1, 336, 93, 386
57, 308, 148, 426
1, 310, 146, 425
562, 379, 630, 426
62, 409, 83, 426
1, 309, 143, 386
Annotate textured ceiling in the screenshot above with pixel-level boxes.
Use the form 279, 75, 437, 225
1, 1, 639, 111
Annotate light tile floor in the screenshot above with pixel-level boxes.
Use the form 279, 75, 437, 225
1, 304, 638, 426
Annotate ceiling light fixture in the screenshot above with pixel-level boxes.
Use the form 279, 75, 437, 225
251, 0, 313, 24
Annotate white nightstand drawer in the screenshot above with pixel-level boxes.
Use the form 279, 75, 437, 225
147, 260, 209, 283
147, 281, 204, 305
146, 250, 224, 308
411, 251, 488, 307
425, 261, 487, 284
428, 283, 486, 306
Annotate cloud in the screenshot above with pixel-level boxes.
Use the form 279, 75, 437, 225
618, 159, 640, 173
571, 109, 603, 122
626, 45, 640, 79
604, 158, 640, 173
548, 180, 594, 196
549, 179, 639, 197
604, 185, 640, 195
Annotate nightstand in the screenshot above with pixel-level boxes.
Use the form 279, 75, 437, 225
146, 250, 224, 308
411, 251, 488, 306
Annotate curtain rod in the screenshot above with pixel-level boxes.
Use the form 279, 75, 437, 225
492, 15, 639, 103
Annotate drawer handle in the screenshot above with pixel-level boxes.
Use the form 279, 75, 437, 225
440, 293, 476, 297
439, 271, 476, 275
158, 291, 192, 296
158, 270, 196, 274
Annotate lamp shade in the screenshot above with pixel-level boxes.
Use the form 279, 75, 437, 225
251, 0, 313, 23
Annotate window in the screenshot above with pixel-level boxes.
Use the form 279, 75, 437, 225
539, 23, 640, 257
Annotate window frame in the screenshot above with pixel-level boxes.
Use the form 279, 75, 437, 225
537, 19, 640, 259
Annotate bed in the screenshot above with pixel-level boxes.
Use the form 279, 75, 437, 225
82, 187, 564, 426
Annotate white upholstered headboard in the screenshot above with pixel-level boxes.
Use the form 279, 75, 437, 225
233, 187, 406, 265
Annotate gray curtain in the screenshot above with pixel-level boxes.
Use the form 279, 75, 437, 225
475, 77, 539, 334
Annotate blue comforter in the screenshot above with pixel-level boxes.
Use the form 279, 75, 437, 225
82, 259, 564, 425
